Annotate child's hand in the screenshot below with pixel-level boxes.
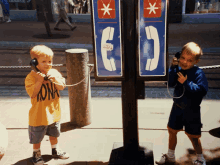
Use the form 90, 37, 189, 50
177, 72, 187, 84
171, 57, 179, 67
47, 71, 65, 90
47, 75, 56, 83
47, 71, 59, 83
32, 70, 45, 83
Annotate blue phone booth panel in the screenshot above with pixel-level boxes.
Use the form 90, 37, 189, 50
139, 0, 167, 77
91, 0, 123, 77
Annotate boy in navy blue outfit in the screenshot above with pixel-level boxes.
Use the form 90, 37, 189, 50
156, 42, 208, 165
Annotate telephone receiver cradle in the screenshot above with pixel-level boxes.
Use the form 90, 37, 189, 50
101, 26, 116, 71
30, 58, 49, 81
145, 26, 160, 71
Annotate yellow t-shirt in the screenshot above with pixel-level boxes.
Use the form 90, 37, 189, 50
25, 69, 64, 127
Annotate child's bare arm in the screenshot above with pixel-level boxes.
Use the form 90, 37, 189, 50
49, 76, 65, 90
31, 71, 45, 98
47, 70, 66, 91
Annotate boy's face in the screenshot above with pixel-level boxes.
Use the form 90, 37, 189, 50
179, 51, 199, 70
37, 56, 53, 74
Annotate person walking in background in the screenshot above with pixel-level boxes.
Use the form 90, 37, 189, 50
82, 0, 88, 14
0, 0, 4, 23
54, 0, 76, 31
0, 0, 11, 23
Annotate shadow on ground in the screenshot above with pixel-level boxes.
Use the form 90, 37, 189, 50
61, 122, 82, 132
177, 148, 220, 165
209, 127, 220, 138
11, 148, 220, 165
66, 162, 108, 165
14, 155, 52, 165
13, 155, 108, 165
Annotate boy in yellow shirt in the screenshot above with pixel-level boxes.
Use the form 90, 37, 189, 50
25, 45, 69, 165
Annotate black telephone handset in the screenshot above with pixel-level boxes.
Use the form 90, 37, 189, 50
174, 51, 181, 73
30, 58, 49, 81
174, 51, 187, 76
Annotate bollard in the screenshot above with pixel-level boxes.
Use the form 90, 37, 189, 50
65, 49, 91, 127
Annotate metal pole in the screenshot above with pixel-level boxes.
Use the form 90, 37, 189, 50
121, 0, 139, 154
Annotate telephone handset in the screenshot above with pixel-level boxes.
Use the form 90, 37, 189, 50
101, 26, 116, 71
145, 26, 160, 71
174, 51, 181, 73
30, 58, 49, 80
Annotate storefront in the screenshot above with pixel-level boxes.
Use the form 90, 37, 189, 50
7, 0, 220, 23
8, 0, 90, 21
9, 0, 35, 10
8, 0, 89, 13
184, 0, 220, 14
182, 0, 220, 23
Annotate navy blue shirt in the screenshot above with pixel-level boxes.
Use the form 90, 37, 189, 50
168, 65, 208, 109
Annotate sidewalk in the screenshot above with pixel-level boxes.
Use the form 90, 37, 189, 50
1, 96, 220, 165
0, 21, 220, 53
0, 87, 220, 164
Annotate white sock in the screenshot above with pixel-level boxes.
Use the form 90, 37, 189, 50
168, 149, 175, 158
51, 144, 57, 149
197, 154, 205, 161
33, 148, 40, 152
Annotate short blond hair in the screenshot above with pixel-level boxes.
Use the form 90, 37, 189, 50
30, 45, 54, 59
181, 42, 203, 60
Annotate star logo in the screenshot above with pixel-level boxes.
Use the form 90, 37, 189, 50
98, 0, 116, 19
144, 0, 161, 18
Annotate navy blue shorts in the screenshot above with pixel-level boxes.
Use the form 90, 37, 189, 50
167, 103, 202, 137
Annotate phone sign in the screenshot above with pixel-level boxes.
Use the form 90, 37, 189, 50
91, 0, 122, 77
139, 0, 167, 76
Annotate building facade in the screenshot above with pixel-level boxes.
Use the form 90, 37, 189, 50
7, 0, 220, 23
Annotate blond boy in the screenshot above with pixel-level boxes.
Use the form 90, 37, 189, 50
156, 42, 208, 165
25, 45, 68, 165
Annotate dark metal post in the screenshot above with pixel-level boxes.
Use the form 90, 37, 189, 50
121, 0, 139, 154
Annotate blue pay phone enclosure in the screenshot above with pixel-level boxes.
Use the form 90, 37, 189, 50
90, 0, 124, 81
137, 0, 169, 81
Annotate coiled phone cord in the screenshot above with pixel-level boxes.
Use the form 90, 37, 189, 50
166, 62, 185, 99
51, 64, 94, 87
166, 81, 185, 99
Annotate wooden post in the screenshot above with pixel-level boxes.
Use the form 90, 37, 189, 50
65, 49, 92, 127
